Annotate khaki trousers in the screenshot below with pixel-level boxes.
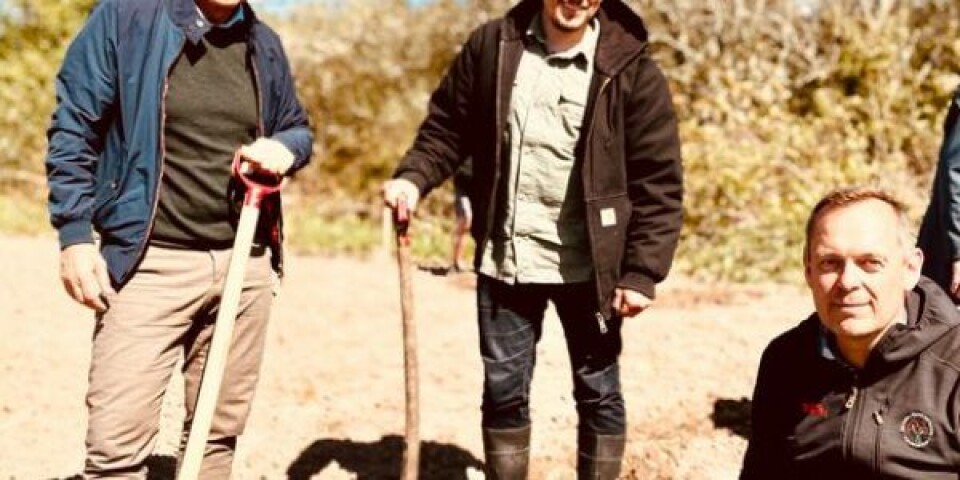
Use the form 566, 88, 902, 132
84, 245, 273, 479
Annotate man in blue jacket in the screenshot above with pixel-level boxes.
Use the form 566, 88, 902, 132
45, 0, 312, 477
918, 89, 960, 302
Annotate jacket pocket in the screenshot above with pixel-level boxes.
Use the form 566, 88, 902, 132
558, 94, 585, 137
92, 179, 120, 222
586, 193, 630, 290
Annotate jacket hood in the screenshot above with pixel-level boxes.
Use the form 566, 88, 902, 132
871, 276, 960, 364
811, 276, 960, 368
503, 0, 650, 76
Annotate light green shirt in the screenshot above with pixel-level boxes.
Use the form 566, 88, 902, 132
478, 14, 599, 284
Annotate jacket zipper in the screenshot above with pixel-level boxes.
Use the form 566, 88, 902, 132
595, 312, 608, 334
584, 76, 611, 326
841, 375, 862, 463
844, 385, 859, 409
873, 406, 884, 473
131, 38, 185, 277
249, 43, 265, 137
480, 37, 507, 260
249, 39, 276, 265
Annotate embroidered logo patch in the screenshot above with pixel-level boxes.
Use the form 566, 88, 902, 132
900, 412, 934, 448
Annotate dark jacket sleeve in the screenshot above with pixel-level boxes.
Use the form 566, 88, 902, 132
45, 1, 118, 249
939, 97, 960, 260
616, 56, 683, 297
918, 92, 960, 292
265, 32, 313, 175
392, 25, 484, 196
741, 341, 791, 479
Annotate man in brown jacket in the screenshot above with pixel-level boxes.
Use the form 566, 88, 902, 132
741, 187, 960, 478
382, 0, 682, 477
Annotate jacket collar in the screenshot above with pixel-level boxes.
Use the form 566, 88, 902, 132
870, 276, 960, 364
167, 0, 257, 45
814, 276, 960, 370
502, 0, 649, 76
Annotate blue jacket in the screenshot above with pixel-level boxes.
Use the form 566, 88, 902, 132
46, 0, 313, 287
918, 90, 960, 300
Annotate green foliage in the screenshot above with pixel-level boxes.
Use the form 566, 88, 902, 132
270, 0, 505, 262
635, 0, 958, 282
0, 0, 96, 187
0, 191, 48, 236
283, 190, 462, 264
276, 0, 508, 201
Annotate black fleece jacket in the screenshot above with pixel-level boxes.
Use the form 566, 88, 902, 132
741, 277, 960, 479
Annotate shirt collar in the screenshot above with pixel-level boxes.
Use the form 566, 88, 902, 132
196, 4, 246, 29
817, 309, 909, 366
179, 3, 247, 44
817, 327, 845, 364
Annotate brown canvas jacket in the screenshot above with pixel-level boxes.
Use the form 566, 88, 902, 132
393, 0, 683, 317
741, 277, 960, 479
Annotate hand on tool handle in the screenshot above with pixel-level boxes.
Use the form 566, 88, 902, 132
394, 196, 411, 244
232, 149, 283, 207
237, 137, 295, 176
382, 179, 421, 213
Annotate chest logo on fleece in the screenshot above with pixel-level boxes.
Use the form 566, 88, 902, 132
900, 412, 934, 449
801, 402, 828, 417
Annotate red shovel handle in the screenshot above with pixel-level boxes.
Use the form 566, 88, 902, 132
232, 150, 283, 207
394, 196, 410, 242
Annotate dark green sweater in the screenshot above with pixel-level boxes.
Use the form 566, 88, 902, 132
151, 18, 258, 249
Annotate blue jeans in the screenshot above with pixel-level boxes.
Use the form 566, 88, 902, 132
477, 274, 625, 435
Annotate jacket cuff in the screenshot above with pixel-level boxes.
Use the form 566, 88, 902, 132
271, 127, 313, 175
58, 219, 94, 249
394, 170, 431, 195
617, 271, 657, 299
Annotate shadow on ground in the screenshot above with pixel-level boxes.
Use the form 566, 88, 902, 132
52, 454, 177, 480
146, 455, 177, 479
418, 263, 453, 276
712, 397, 751, 439
287, 435, 483, 480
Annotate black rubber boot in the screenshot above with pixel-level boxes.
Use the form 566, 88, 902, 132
482, 426, 531, 480
577, 432, 626, 479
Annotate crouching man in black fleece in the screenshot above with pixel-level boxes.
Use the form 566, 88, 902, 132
741, 186, 960, 478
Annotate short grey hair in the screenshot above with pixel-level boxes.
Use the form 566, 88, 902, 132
803, 186, 914, 262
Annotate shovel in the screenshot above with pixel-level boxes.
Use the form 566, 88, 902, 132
177, 152, 282, 480
393, 197, 420, 480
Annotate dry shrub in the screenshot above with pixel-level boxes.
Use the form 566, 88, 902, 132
637, 0, 960, 281
276, 0, 511, 218
0, 0, 97, 192
280, 0, 960, 281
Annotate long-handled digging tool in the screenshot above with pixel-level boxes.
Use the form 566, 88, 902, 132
393, 197, 420, 480
177, 153, 281, 480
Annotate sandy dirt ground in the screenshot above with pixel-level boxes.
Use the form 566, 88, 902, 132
0, 234, 812, 479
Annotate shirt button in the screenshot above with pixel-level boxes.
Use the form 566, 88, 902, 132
195, 19, 204, 27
